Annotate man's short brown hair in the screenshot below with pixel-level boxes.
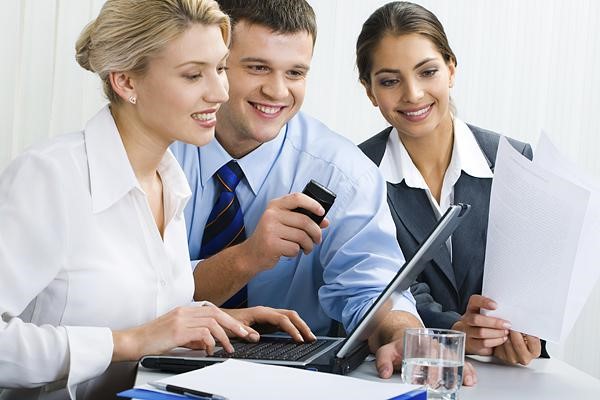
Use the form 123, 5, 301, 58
216, 0, 316, 44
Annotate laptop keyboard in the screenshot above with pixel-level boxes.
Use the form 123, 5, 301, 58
213, 338, 334, 362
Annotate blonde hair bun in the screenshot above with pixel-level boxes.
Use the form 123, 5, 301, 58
74, 0, 230, 103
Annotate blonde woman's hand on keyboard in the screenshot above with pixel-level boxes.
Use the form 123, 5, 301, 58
224, 306, 316, 343
111, 303, 257, 360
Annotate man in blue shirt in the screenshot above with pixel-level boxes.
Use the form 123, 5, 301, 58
171, 0, 426, 379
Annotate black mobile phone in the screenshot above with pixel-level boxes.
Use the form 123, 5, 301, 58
293, 179, 336, 224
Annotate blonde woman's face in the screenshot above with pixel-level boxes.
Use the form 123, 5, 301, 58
132, 23, 229, 147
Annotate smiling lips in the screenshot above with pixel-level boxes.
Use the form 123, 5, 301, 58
191, 109, 217, 127
399, 104, 432, 122
250, 101, 286, 118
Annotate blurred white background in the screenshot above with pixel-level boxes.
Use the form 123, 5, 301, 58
1, 0, 599, 378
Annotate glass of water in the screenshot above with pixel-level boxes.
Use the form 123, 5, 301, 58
401, 328, 465, 400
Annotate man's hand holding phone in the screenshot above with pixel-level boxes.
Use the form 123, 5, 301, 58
239, 180, 336, 273
292, 180, 336, 224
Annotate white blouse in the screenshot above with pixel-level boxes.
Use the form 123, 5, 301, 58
379, 117, 494, 255
0, 106, 194, 398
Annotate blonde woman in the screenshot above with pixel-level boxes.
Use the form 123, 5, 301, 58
0, 0, 311, 398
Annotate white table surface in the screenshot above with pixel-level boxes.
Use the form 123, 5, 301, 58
136, 355, 600, 399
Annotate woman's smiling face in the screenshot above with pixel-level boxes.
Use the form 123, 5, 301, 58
365, 33, 455, 140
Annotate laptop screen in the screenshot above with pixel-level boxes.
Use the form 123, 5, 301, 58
335, 203, 471, 358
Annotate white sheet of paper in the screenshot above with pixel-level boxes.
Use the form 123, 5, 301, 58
533, 133, 600, 338
482, 137, 589, 342
151, 359, 421, 400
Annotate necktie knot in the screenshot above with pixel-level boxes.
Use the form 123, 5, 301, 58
215, 160, 244, 192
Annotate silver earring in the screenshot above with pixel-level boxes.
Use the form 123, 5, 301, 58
128, 96, 137, 104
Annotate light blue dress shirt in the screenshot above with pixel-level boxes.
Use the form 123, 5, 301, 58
171, 112, 417, 335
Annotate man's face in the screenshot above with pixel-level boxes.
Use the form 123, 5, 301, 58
215, 21, 314, 158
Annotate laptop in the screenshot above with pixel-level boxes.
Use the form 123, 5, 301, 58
141, 203, 471, 375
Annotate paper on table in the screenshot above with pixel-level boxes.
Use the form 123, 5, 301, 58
533, 133, 600, 338
481, 137, 589, 342
152, 359, 422, 400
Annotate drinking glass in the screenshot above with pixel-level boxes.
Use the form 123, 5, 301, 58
401, 328, 465, 400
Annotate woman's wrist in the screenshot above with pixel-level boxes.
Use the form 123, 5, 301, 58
112, 329, 140, 362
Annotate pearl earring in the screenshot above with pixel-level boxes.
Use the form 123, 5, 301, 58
128, 96, 137, 105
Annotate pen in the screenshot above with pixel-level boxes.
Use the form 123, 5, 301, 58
148, 381, 229, 400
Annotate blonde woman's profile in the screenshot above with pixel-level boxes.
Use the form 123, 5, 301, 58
0, 1, 313, 398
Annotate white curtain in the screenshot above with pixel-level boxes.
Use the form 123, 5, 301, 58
2, 0, 600, 378
0, 0, 107, 169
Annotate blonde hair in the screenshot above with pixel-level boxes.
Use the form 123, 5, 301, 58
75, 0, 230, 104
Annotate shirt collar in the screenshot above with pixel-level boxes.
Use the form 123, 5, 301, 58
379, 117, 493, 188
380, 126, 426, 187
85, 106, 139, 213
85, 105, 191, 214
158, 149, 193, 221
199, 124, 286, 195
454, 118, 494, 179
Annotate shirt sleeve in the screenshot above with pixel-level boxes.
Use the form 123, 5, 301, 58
0, 152, 113, 390
191, 259, 203, 271
317, 164, 420, 332
391, 290, 422, 324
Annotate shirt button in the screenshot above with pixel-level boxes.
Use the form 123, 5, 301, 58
160, 280, 167, 287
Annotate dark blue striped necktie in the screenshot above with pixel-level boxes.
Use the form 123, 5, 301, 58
200, 160, 247, 307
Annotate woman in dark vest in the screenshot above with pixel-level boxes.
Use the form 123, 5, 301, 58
357, 1, 548, 365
